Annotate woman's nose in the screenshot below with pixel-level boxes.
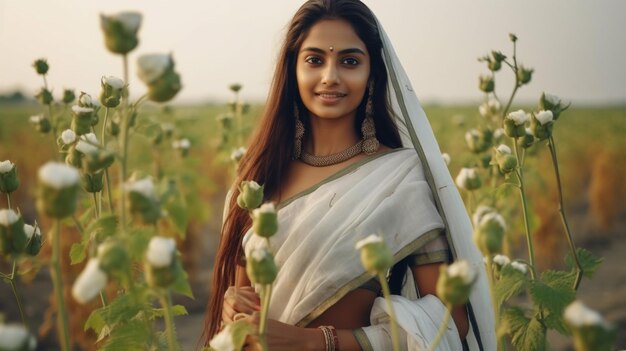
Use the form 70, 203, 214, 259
321, 63, 340, 85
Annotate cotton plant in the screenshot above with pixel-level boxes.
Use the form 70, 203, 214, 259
0, 322, 37, 351
456, 33, 603, 350
217, 84, 252, 166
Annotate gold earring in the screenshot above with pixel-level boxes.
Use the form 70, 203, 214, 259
362, 81, 379, 155
294, 103, 304, 159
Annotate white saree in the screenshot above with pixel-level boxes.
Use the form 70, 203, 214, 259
239, 12, 495, 351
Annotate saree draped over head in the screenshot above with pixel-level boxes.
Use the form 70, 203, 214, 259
238, 13, 495, 351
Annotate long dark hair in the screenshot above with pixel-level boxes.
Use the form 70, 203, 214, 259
202, 0, 402, 343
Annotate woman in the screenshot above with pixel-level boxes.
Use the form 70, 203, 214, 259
203, 0, 495, 350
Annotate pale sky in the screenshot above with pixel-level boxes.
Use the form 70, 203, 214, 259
1, 1, 625, 105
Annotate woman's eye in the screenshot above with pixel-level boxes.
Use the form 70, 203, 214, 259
305, 56, 322, 65
342, 57, 359, 66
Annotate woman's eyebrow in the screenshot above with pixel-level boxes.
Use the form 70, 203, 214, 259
300, 47, 366, 55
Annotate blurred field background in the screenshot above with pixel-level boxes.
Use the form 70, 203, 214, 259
1, 100, 625, 349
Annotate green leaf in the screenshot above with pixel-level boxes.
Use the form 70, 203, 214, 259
85, 214, 118, 241
126, 228, 153, 261
171, 257, 194, 299
565, 247, 603, 278
171, 304, 188, 317
494, 263, 528, 305
84, 309, 106, 334
100, 320, 153, 351
531, 270, 576, 315
502, 307, 547, 351
230, 319, 255, 351
70, 242, 88, 265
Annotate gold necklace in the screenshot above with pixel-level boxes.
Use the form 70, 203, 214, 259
300, 141, 364, 167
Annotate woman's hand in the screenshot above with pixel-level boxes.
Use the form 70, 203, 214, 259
222, 286, 261, 324
242, 314, 322, 351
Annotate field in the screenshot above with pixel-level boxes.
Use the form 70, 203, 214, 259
1, 101, 625, 349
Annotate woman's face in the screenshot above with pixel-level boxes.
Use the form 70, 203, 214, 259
296, 19, 370, 122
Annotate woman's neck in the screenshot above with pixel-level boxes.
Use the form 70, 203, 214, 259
305, 115, 360, 156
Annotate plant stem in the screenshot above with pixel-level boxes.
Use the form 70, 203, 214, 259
501, 41, 520, 120
6, 193, 12, 210
548, 136, 583, 289
50, 219, 71, 351
72, 215, 84, 235
159, 290, 178, 351
119, 54, 130, 230
428, 303, 452, 351
485, 256, 506, 351
104, 170, 114, 213
378, 272, 400, 351
9, 260, 27, 327
258, 284, 272, 346
513, 141, 537, 280
92, 192, 100, 219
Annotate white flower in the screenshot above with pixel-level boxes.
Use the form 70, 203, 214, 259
493, 254, 511, 266
103, 75, 125, 89
506, 109, 529, 126
493, 128, 504, 140
172, 138, 190, 150
23, 224, 41, 240
61, 129, 76, 144
125, 177, 157, 199
478, 98, 500, 117
79, 94, 92, 106
479, 212, 507, 231
137, 54, 171, 84
230, 147, 247, 162
72, 258, 107, 304
510, 261, 527, 274
455, 168, 478, 189
355, 234, 383, 250
0, 209, 19, 226
0, 323, 30, 350
544, 93, 561, 106
38, 162, 80, 189
248, 180, 261, 191
75, 133, 100, 155
249, 247, 270, 262
442, 153, 451, 166
496, 144, 511, 155
109, 12, 142, 33
0, 160, 14, 173
478, 103, 489, 118
29, 115, 42, 123
472, 205, 495, 227
71, 105, 94, 115
146, 236, 176, 268
209, 324, 235, 351
447, 260, 476, 284
564, 301, 604, 327
535, 110, 554, 125
488, 98, 501, 111
255, 203, 275, 214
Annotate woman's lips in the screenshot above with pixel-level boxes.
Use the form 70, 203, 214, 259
315, 92, 347, 104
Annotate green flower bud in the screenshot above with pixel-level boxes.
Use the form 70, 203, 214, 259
229, 83, 242, 93
65, 146, 83, 168
37, 162, 80, 218
455, 168, 482, 191
71, 105, 95, 135
35, 88, 53, 105
81, 171, 104, 193
23, 223, 43, 256
436, 260, 476, 306
137, 54, 182, 103
504, 110, 528, 138
509, 33, 518, 42
246, 247, 277, 285
97, 240, 129, 275
161, 123, 175, 138
29, 115, 51, 134
356, 234, 393, 275
237, 181, 264, 210
82, 150, 114, 174
78, 92, 94, 108
125, 177, 161, 224
0, 209, 28, 255
464, 128, 493, 154
219, 114, 234, 129
530, 110, 554, 141
172, 138, 190, 157
539, 92, 568, 120
517, 128, 534, 149
252, 203, 278, 238
564, 301, 616, 351
0, 161, 20, 194
32, 58, 49, 75
494, 145, 517, 174
62, 89, 76, 104
516, 65, 533, 85
100, 12, 142, 55
479, 74, 494, 93
473, 210, 506, 256
107, 118, 120, 136
99, 76, 125, 108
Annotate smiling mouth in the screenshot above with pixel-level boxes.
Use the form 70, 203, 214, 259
316, 92, 347, 98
